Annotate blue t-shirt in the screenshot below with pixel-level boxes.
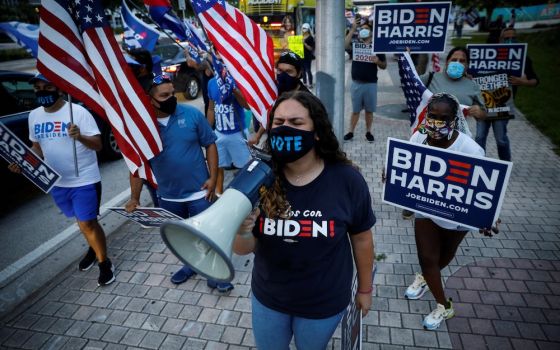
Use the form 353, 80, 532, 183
150, 104, 217, 199
208, 77, 245, 134
251, 162, 376, 319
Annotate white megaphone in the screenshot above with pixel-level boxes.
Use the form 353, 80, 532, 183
160, 156, 274, 282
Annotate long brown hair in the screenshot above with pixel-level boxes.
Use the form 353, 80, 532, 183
260, 91, 351, 218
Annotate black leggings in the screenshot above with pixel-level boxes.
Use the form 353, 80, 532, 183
414, 218, 467, 306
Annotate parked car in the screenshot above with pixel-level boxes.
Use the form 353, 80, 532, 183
0, 70, 122, 187
153, 43, 202, 100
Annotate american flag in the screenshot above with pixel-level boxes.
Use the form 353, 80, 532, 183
37, 0, 162, 186
398, 52, 432, 133
192, 0, 277, 128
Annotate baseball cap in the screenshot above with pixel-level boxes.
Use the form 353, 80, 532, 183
302, 23, 310, 32
277, 51, 302, 73
29, 73, 50, 84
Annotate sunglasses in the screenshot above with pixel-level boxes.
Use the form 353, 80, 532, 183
151, 74, 172, 88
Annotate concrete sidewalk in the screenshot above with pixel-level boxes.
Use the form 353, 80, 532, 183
1, 58, 559, 350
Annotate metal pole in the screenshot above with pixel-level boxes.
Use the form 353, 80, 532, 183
67, 95, 79, 177
315, 1, 345, 142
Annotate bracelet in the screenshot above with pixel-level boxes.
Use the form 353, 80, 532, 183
357, 287, 373, 294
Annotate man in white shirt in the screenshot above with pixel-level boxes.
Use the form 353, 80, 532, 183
9, 73, 115, 286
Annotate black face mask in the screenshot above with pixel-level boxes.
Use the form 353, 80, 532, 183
276, 71, 300, 94
154, 96, 177, 115
269, 125, 315, 164
36, 90, 60, 108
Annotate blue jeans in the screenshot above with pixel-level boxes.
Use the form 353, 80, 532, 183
159, 197, 211, 219
475, 119, 511, 161
251, 294, 345, 350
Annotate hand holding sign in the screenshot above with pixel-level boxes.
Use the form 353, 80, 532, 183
479, 218, 501, 237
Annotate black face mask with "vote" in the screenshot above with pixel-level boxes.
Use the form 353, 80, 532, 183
36, 90, 60, 108
268, 125, 315, 164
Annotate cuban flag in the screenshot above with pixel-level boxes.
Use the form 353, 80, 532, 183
0, 21, 39, 57
121, 0, 159, 52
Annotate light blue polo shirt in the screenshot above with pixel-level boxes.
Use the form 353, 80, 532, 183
151, 104, 217, 200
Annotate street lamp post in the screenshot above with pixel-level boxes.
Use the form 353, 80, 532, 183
315, 1, 345, 142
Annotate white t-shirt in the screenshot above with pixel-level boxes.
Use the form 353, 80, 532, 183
410, 131, 485, 230
28, 102, 101, 188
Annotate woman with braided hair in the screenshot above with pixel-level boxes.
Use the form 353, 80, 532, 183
233, 91, 376, 349
404, 92, 487, 330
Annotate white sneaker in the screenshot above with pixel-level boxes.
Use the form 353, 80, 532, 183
423, 300, 455, 330
404, 273, 428, 300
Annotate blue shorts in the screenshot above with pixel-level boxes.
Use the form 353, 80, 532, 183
351, 81, 378, 113
50, 182, 101, 221
216, 131, 251, 169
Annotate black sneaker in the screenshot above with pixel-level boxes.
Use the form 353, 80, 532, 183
366, 132, 374, 142
98, 259, 115, 286
78, 247, 96, 271
343, 132, 354, 141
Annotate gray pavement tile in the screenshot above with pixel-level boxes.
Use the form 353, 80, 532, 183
88, 309, 112, 323
161, 318, 186, 334
160, 302, 183, 318
159, 335, 186, 350
541, 325, 560, 342
120, 328, 148, 347
220, 326, 245, 345
101, 325, 128, 343
178, 304, 203, 320
47, 318, 74, 335
91, 294, 116, 308
518, 323, 548, 341
496, 305, 524, 322
141, 314, 166, 331
139, 330, 166, 349
104, 344, 127, 350
72, 305, 97, 321
180, 320, 204, 337
389, 328, 413, 346
37, 301, 64, 316
142, 300, 166, 315
198, 308, 222, 323
366, 326, 390, 344
39, 335, 69, 350
124, 297, 149, 312
60, 336, 88, 350
237, 313, 252, 329
412, 330, 438, 348
493, 320, 520, 337
123, 312, 149, 329
83, 323, 110, 340
22, 332, 52, 349
510, 338, 539, 350
65, 320, 92, 337
216, 310, 242, 326
184, 337, 207, 349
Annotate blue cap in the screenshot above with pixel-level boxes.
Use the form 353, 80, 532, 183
29, 73, 51, 84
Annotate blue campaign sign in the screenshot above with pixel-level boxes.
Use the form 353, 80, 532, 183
467, 44, 527, 77
0, 122, 60, 193
372, 2, 451, 54
109, 207, 183, 228
383, 138, 512, 230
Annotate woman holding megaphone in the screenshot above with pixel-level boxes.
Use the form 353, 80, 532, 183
233, 91, 376, 350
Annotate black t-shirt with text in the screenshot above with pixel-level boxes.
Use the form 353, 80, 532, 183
251, 162, 376, 319
350, 40, 386, 83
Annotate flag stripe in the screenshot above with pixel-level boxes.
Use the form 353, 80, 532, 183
38, 0, 161, 187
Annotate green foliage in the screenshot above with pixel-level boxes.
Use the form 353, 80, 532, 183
0, 3, 39, 23
514, 28, 560, 152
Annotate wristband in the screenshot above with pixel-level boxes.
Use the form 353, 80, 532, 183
357, 287, 373, 294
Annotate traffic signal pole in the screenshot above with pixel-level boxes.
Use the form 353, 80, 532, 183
315, 1, 345, 142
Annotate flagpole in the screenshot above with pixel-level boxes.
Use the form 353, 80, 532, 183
124, 0, 186, 51
67, 95, 79, 177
